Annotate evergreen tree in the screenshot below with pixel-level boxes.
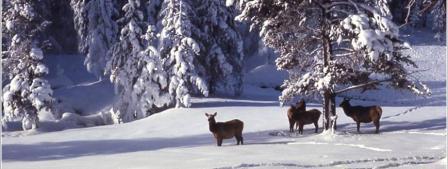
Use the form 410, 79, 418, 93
429, 0, 446, 40
2, 0, 55, 130
158, 0, 209, 107
195, 0, 244, 96
238, 0, 430, 131
70, 0, 119, 78
106, 0, 170, 123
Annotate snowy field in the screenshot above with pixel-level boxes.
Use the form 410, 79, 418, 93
2, 30, 447, 169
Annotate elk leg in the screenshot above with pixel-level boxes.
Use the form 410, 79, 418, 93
314, 121, 318, 133
235, 136, 240, 145
217, 138, 223, 146
299, 124, 304, 135
240, 136, 244, 145
289, 118, 295, 132
374, 120, 380, 134
236, 135, 243, 145
356, 122, 360, 133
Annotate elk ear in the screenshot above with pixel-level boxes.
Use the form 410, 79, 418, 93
205, 113, 209, 117
213, 112, 217, 116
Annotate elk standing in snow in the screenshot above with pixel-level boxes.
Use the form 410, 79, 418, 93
205, 112, 244, 146
292, 99, 321, 134
339, 98, 382, 133
287, 100, 306, 132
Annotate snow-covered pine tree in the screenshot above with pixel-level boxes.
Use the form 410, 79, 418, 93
106, 0, 170, 123
409, 0, 425, 28
2, 0, 55, 130
195, 0, 244, 96
70, 0, 118, 78
429, 0, 446, 40
238, 0, 430, 131
70, 0, 88, 54
158, 0, 209, 107
85, 0, 119, 77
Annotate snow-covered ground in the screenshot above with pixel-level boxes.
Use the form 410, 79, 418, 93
2, 29, 446, 168
2, 99, 446, 169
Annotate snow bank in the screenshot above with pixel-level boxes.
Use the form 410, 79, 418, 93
244, 64, 287, 88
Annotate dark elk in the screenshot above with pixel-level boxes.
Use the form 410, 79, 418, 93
339, 98, 382, 134
287, 99, 321, 134
294, 99, 321, 134
287, 100, 303, 132
205, 112, 244, 146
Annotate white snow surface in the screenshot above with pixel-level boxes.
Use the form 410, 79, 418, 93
2, 29, 446, 169
244, 64, 287, 88
2, 101, 446, 169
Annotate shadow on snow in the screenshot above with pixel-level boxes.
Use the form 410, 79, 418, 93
3, 117, 445, 162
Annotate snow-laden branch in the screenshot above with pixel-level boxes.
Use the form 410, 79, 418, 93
334, 79, 392, 94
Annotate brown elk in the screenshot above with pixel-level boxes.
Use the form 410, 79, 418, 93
339, 98, 382, 134
292, 99, 321, 134
205, 112, 244, 146
287, 100, 306, 132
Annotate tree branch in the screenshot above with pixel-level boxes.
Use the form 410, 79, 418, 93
400, 0, 416, 27
334, 79, 392, 94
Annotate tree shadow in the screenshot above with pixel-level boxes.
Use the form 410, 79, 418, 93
3, 117, 445, 162
191, 99, 280, 108
338, 81, 446, 107
334, 117, 446, 134
2, 129, 291, 162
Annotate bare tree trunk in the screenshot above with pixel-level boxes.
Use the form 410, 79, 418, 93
323, 90, 336, 130
321, 0, 337, 131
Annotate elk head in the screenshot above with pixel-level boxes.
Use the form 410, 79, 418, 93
339, 98, 351, 107
205, 112, 217, 123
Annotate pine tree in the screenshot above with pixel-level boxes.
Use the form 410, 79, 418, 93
429, 0, 446, 40
238, 0, 430, 131
2, 0, 55, 130
85, 0, 119, 77
70, 0, 88, 53
158, 0, 209, 107
70, 0, 119, 78
106, 0, 170, 123
195, 0, 244, 96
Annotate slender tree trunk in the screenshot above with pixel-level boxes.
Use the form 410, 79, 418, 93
323, 90, 336, 130
321, 0, 337, 131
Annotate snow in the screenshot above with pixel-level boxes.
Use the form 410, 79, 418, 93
2, 102, 446, 169
43, 54, 115, 116
244, 64, 287, 88
2, 29, 446, 168
30, 48, 44, 60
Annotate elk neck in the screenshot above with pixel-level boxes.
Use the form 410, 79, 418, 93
341, 104, 353, 116
209, 118, 218, 132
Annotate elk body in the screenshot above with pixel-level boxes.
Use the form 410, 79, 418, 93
205, 112, 244, 146
293, 99, 321, 134
287, 99, 321, 134
287, 107, 296, 132
339, 98, 382, 133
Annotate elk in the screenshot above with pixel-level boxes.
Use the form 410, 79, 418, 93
205, 112, 244, 146
287, 100, 306, 132
292, 99, 321, 134
339, 98, 382, 134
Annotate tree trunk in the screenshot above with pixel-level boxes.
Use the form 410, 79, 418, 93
320, 0, 336, 131
323, 90, 336, 130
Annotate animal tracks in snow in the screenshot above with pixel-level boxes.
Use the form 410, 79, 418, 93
216, 155, 445, 169
288, 141, 392, 152
382, 106, 423, 119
